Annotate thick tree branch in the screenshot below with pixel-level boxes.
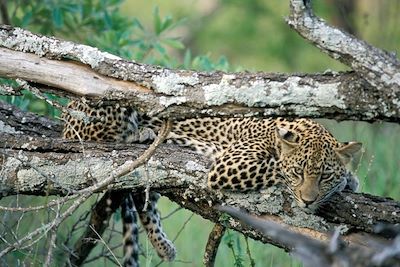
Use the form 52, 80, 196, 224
1, 103, 399, 254
219, 206, 400, 267
1, 25, 400, 122
287, 0, 400, 92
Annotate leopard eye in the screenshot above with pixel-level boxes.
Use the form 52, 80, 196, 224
320, 172, 333, 181
288, 168, 303, 186
292, 167, 303, 176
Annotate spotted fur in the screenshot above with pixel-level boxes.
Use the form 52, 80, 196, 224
63, 101, 361, 252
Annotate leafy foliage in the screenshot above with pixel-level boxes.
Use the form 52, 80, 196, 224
1, 0, 231, 116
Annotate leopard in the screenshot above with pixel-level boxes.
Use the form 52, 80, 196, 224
62, 100, 362, 265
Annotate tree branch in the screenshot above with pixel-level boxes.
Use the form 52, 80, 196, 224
218, 205, 400, 267
287, 0, 400, 92
1, 103, 399, 254
1, 25, 400, 122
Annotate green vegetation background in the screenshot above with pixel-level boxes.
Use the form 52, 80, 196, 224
0, 1, 399, 266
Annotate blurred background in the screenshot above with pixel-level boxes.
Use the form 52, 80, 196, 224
0, 0, 399, 266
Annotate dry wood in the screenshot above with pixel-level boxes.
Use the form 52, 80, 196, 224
0, 103, 399, 254
288, 0, 400, 92
219, 205, 400, 267
0, 25, 400, 122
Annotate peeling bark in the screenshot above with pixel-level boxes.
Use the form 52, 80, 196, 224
288, 0, 400, 93
0, 25, 400, 122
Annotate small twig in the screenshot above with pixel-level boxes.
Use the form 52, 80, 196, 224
172, 213, 195, 243
244, 236, 255, 267
15, 79, 66, 111
44, 229, 58, 267
0, 83, 22, 95
0, 194, 79, 212
161, 207, 182, 220
44, 200, 62, 267
82, 244, 122, 265
89, 225, 122, 267
0, 193, 90, 257
203, 223, 226, 267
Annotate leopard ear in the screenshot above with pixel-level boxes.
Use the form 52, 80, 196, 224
276, 127, 299, 154
335, 142, 362, 165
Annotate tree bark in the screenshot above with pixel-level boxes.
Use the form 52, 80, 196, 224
0, 25, 400, 122
1, 102, 399, 253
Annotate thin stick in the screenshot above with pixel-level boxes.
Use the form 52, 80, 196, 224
203, 223, 226, 267
89, 225, 122, 267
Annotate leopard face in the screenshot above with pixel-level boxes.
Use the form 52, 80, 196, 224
276, 126, 362, 211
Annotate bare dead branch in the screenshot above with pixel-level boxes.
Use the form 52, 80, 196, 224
287, 0, 400, 92
44, 229, 58, 267
88, 225, 122, 267
14, 79, 66, 111
219, 205, 400, 267
1, 26, 400, 122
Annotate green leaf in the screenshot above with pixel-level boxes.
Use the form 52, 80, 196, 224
133, 18, 144, 31
160, 15, 173, 32
103, 10, 112, 29
161, 38, 184, 49
153, 42, 166, 54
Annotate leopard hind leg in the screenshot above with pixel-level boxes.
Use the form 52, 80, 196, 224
132, 191, 177, 261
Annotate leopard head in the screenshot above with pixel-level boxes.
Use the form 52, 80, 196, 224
276, 127, 362, 211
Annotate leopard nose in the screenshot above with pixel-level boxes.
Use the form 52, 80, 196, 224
299, 191, 318, 206
301, 198, 316, 206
